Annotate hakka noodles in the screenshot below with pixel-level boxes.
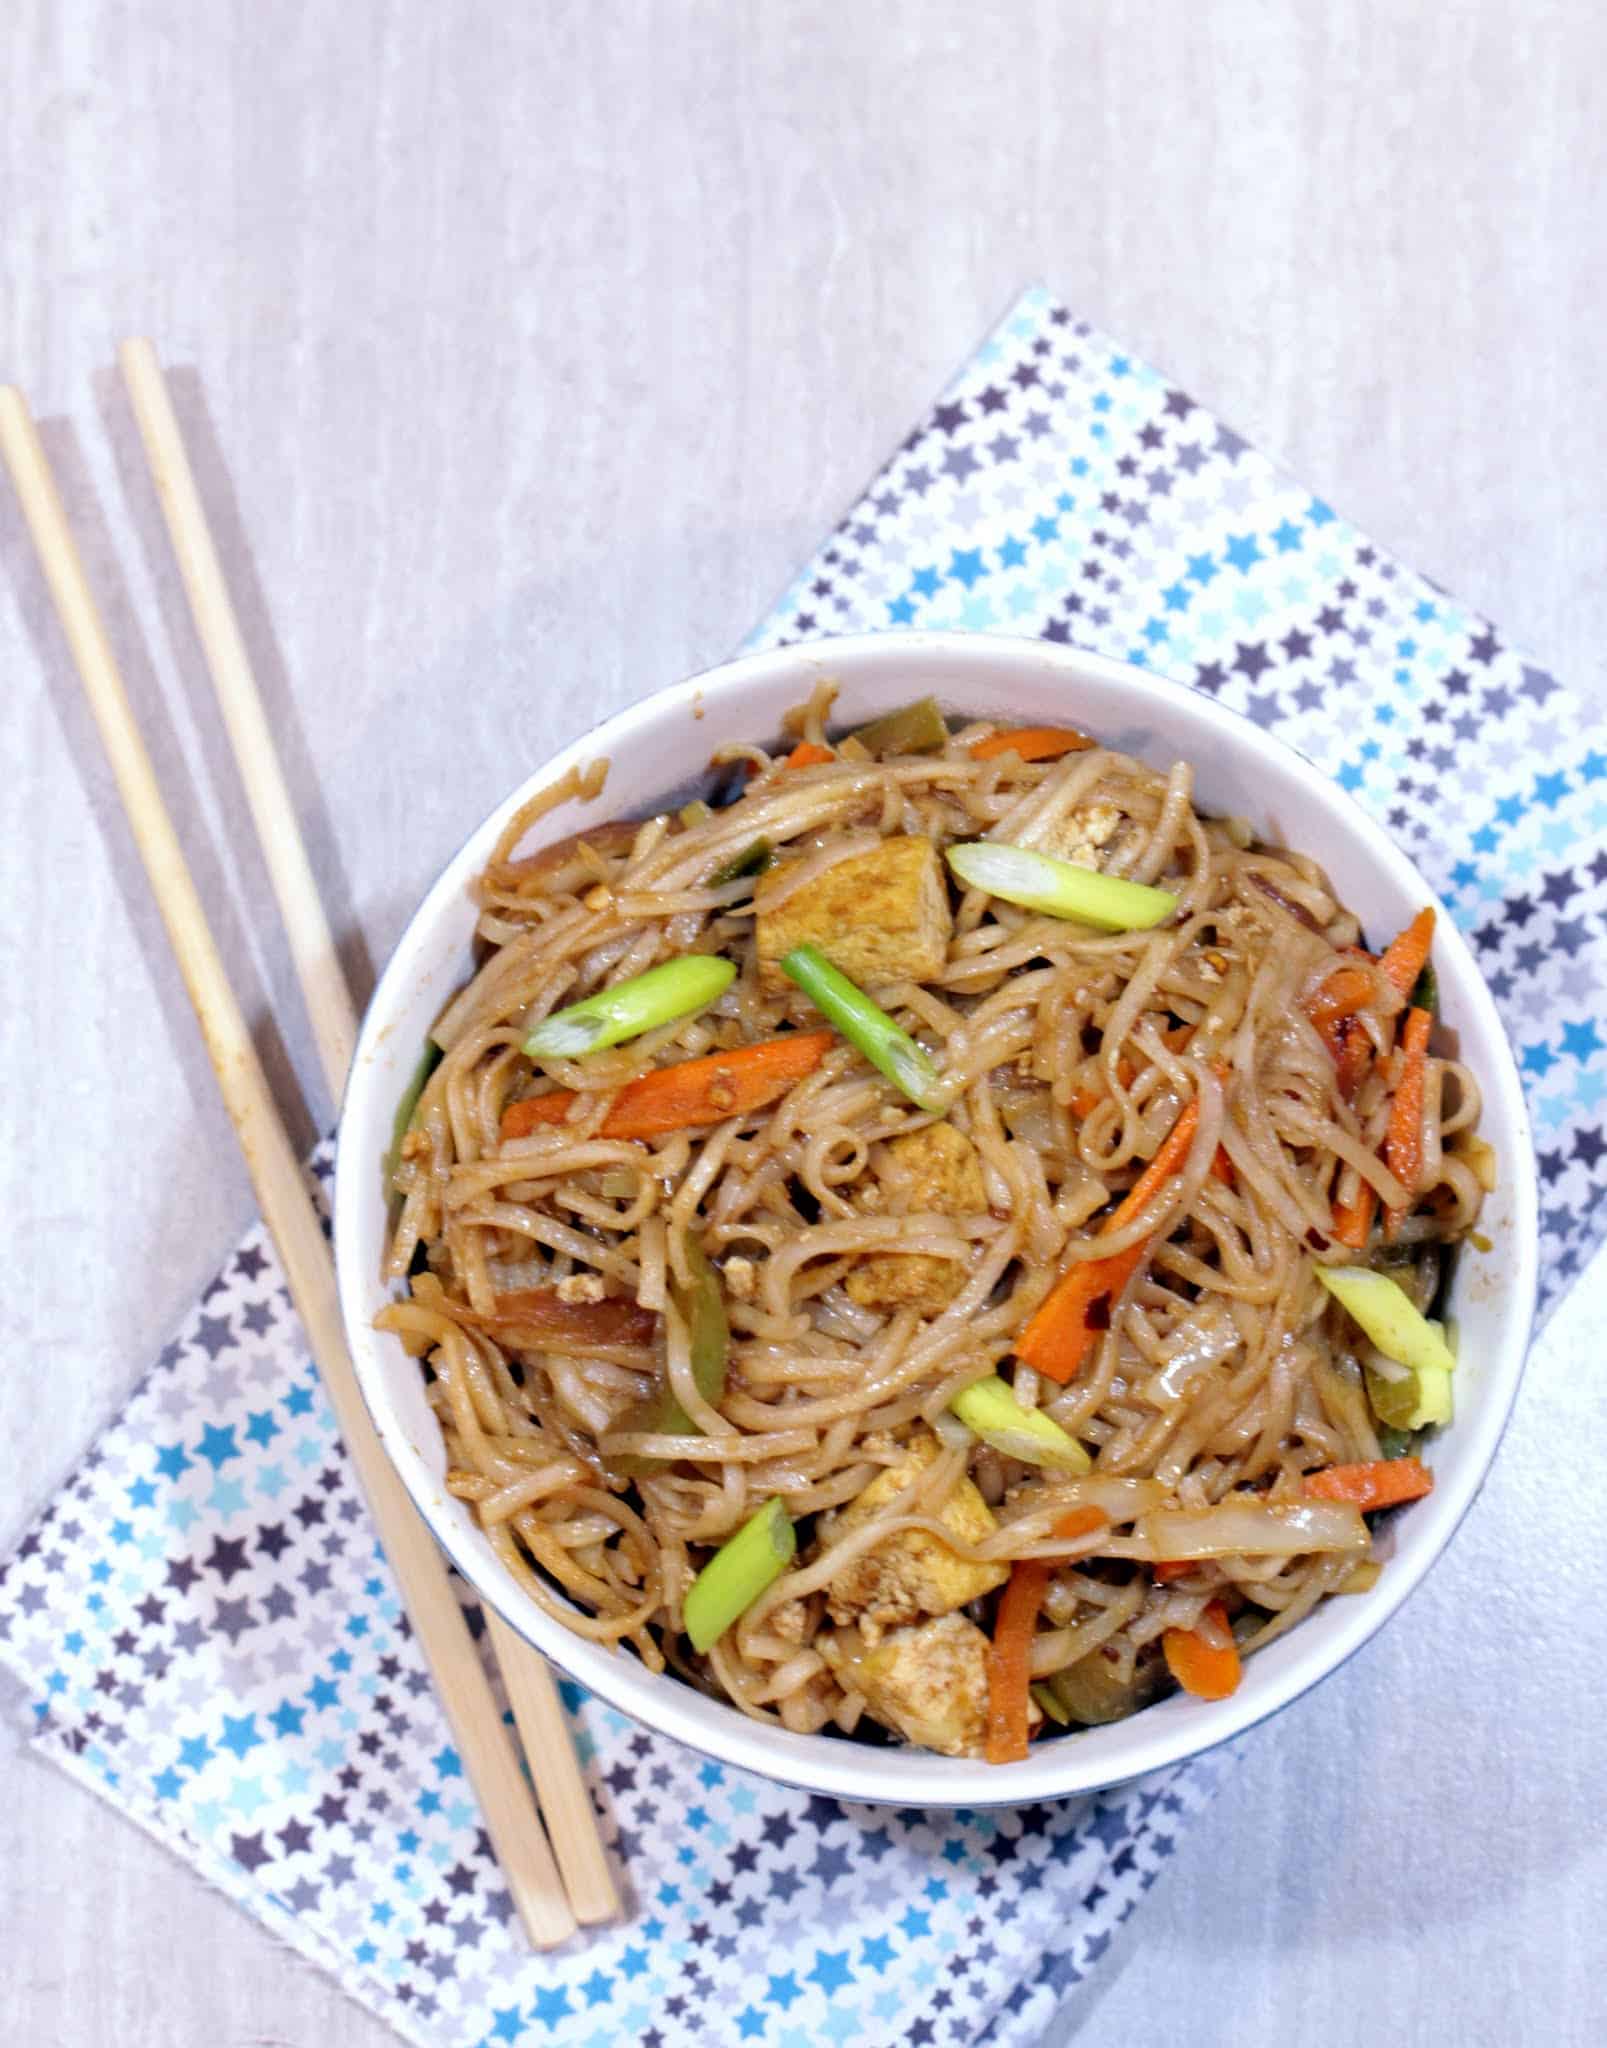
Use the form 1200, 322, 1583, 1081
378, 688, 1491, 1764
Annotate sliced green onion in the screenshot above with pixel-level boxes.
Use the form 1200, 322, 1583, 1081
1031, 1681, 1072, 1726
679, 798, 714, 830
523, 955, 735, 1059
850, 696, 949, 756
948, 1375, 1092, 1474
709, 837, 773, 887
780, 943, 946, 1111
946, 841, 1178, 931
1367, 1359, 1453, 1432
683, 1496, 796, 1653
388, 1039, 444, 1182
611, 1234, 730, 1477
1410, 958, 1440, 1016
1316, 1265, 1457, 1376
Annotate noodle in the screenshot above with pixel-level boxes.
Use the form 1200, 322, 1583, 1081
378, 699, 1486, 1758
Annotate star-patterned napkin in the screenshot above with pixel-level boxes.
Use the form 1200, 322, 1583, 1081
3, 285, 1598, 2048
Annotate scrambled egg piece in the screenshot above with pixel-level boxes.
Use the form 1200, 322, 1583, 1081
1040, 800, 1122, 870
755, 835, 951, 993
844, 1122, 987, 1314
820, 1613, 992, 1757
826, 1427, 1008, 1634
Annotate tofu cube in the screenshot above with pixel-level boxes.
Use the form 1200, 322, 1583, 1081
755, 835, 951, 994
844, 1121, 987, 1314
821, 1613, 991, 1757
826, 1426, 1009, 1634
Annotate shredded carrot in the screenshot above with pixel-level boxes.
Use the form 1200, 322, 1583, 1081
1162, 1598, 1242, 1701
1333, 1019, 1374, 1102
1382, 1005, 1433, 1240
968, 724, 1097, 764
1051, 1505, 1110, 1545
500, 1030, 835, 1142
1018, 1094, 1204, 1384
986, 1506, 1109, 1764
1330, 1180, 1377, 1249
1210, 1147, 1236, 1187
1067, 1027, 1193, 1121
1068, 1055, 1136, 1119
985, 1561, 1050, 1764
1109, 1097, 1205, 1226
1378, 907, 1435, 999
1306, 1457, 1434, 1511
785, 741, 835, 770
1152, 1559, 1196, 1583
1306, 964, 1375, 1059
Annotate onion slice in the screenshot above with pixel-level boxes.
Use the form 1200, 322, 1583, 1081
1139, 1497, 1369, 1560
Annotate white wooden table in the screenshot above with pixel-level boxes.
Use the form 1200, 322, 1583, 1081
4, 5, 1604, 2043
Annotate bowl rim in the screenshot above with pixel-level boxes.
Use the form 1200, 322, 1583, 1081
334, 627, 1539, 1807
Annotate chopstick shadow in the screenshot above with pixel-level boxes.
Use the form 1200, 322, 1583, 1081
0, 411, 316, 1163
91, 362, 376, 1078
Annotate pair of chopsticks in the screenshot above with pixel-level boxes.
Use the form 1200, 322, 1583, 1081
0, 347, 619, 1946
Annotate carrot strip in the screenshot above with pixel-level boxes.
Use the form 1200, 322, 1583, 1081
1306, 964, 1375, 1061
1018, 1095, 1204, 1384
969, 724, 1097, 764
1106, 1095, 1204, 1234
1330, 1181, 1377, 1249
501, 1030, 835, 1143
1016, 1246, 1145, 1384
1068, 1055, 1135, 1119
1051, 1505, 1110, 1544
986, 1506, 1109, 1764
1152, 1559, 1196, 1583
1378, 907, 1435, 999
1162, 1599, 1241, 1701
1382, 1006, 1433, 1240
985, 1560, 1050, 1764
1333, 1019, 1373, 1102
1068, 1027, 1193, 1119
785, 741, 835, 770
1306, 1457, 1434, 1511
1210, 1147, 1235, 1187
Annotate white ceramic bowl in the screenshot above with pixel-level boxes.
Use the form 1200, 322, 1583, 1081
335, 630, 1538, 1807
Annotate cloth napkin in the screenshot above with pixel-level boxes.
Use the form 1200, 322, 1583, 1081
3, 285, 1601, 2048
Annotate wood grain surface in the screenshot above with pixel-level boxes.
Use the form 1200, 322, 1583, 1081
3, 4, 1604, 2044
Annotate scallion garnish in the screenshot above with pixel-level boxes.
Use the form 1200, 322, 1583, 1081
849, 695, 949, 756
683, 1496, 796, 1653
387, 1038, 444, 1182
948, 1375, 1091, 1473
523, 955, 735, 1060
946, 841, 1177, 931
708, 837, 773, 887
779, 943, 946, 1111
1314, 1265, 1457, 1376
610, 1234, 731, 1478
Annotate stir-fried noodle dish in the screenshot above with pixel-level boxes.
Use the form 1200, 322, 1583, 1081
381, 689, 1493, 1762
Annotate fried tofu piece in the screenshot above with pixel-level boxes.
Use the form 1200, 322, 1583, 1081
755, 835, 951, 994
844, 1121, 987, 1314
826, 1427, 1008, 1634
820, 1613, 991, 1757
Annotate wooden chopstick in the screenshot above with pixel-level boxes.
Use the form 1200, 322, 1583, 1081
116, 339, 621, 1929
0, 383, 580, 1951
116, 341, 357, 1108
